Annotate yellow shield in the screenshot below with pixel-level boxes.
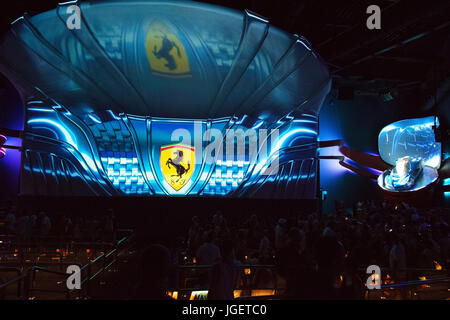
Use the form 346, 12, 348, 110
160, 144, 195, 191
145, 21, 191, 76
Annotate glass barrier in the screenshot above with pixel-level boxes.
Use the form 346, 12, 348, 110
378, 116, 441, 192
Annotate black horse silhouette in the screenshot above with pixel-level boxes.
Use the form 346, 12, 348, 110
166, 150, 190, 182
152, 34, 181, 71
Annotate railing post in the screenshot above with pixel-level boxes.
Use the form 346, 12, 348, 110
114, 242, 119, 272
31, 266, 36, 284
103, 251, 107, 272
86, 263, 91, 298
17, 274, 22, 299
19, 249, 24, 268
24, 269, 31, 300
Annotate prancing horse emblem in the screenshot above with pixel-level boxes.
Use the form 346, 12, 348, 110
160, 144, 195, 191
145, 21, 191, 76
166, 150, 190, 182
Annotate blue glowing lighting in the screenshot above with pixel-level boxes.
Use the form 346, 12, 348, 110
202, 159, 250, 195
28, 107, 55, 112
378, 116, 441, 168
292, 119, 317, 124
100, 155, 151, 194
252, 128, 317, 175
21, 110, 321, 197
27, 118, 77, 147
236, 115, 248, 125
270, 128, 317, 157
107, 110, 122, 120
88, 114, 102, 124
252, 120, 264, 129
81, 152, 99, 174
321, 146, 352, 177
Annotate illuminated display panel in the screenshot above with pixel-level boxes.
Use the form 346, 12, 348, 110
377, 116, 441, 192
0, 0, 331, 198
378, 116, 441, 169
23, 104, 320, 198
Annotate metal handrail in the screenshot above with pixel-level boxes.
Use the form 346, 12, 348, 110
0, 233, 134, 300
179, 264, 276, 269
365, 276, 450, 300
0, 267, 24, 298
182, 264, 447, 273
0, 266, 21, 275
68, 234, 134, 298
170, 287, 278, 292
31, 235, 133, 299
168, 276, 450, 300
30, 265, 72, 276
25, 264, 82, 299
0, 229, 133, 242
358, 267, 447, 273
379, 277, 450, 289
174, 264, 450, 299
0, 274, 27, 299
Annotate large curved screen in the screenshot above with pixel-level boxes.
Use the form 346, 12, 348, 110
0, 0, 331, 198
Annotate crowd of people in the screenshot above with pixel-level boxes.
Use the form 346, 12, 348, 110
0, 203, 117, 242
1, 198, 448, 300
143, 199, 449, 299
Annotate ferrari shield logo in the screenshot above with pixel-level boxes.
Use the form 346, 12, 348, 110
145, 21, 191, 76
160, 144, 195, 191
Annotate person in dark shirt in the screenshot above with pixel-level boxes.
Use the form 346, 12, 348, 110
276, 227, 308, 296
208, 239, 238, 300
133, 244, 173, 300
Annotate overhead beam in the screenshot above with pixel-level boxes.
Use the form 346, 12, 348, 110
331, 21, 450, 74
372, 55, 438, 65
0, 127, 22, 138
317, 1, 400, 48
323, 1, 450, 63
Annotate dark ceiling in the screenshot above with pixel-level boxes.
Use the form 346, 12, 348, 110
205, 0, 450, 104
0, 0, 449, 111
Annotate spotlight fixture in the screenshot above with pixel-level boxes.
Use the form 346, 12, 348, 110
381, 89, 394, 102
338, 86, 354, 100
0, 135, 5, 159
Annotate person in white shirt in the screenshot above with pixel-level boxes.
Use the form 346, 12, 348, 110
5, 210, 16, 234
274, 218, 288, 250
208, 239, 238, 300
196, 231, 221, 265
389, 234, 407, 281
39, 212, 52, 237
